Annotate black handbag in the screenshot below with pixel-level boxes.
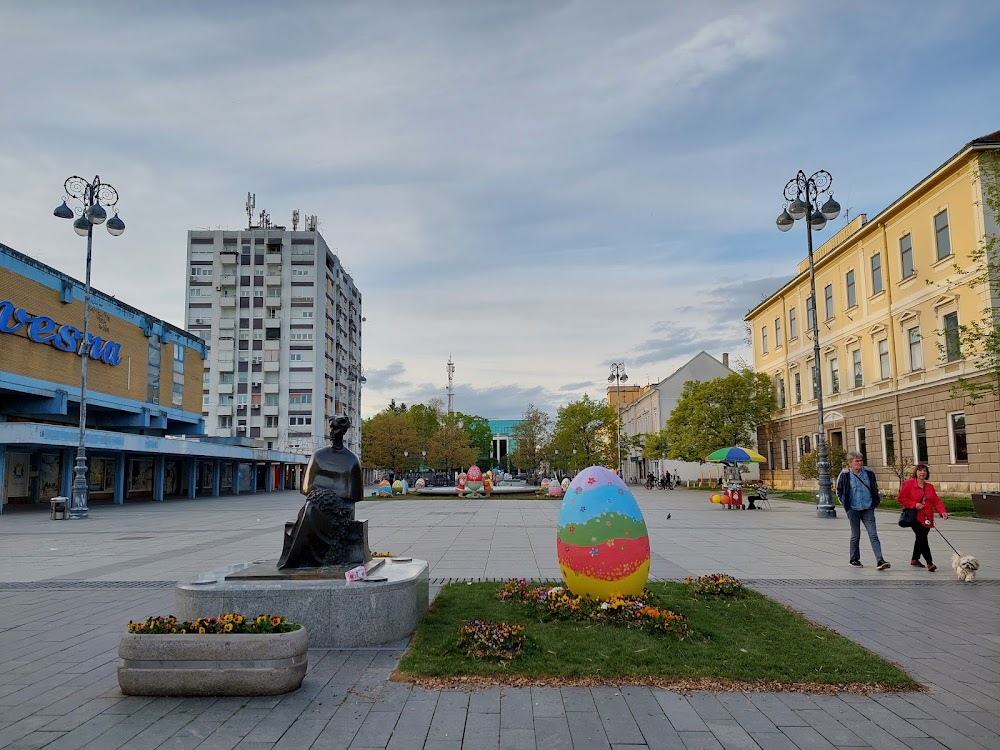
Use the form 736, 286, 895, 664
898, 507, 917, 527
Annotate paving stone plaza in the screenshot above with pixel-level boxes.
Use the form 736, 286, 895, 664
1, 488, 998, 749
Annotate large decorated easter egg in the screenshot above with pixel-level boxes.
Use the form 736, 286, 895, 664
557, 466, 650, 599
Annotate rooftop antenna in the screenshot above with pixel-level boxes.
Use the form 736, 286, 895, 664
245, 192, 256, 229
841, 189, 853, 225
292, 209, 300, 230
258, 209, 271, 229
446, 355, 455, 414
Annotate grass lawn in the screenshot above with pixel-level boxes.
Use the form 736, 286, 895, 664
773, 490, 978, 517
395, 581, 917, 692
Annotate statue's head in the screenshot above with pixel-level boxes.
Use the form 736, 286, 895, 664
329, 414, 351, 440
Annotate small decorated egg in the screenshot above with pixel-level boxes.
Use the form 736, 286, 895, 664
556, 466, 650, 599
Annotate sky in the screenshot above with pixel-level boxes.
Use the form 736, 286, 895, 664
2, 1, 999, 421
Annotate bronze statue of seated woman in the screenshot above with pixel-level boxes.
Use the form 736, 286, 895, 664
277, 415, 370, 570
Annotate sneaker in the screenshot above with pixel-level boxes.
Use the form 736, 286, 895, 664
877, 560, 891, 570
927, 563, 937, 572
849, 559, 863, 567
911, 560, 925, 568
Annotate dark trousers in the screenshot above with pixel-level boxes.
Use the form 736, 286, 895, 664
911, 524, 932, 564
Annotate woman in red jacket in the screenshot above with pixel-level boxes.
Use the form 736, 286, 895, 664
897, 463, 948, 571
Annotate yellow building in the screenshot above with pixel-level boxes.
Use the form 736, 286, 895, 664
746, 130, 1000, 493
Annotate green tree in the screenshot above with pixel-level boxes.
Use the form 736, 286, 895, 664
426, 413, 477, 474
664, 370, 775, 461
405, 403, 441, 449
643, 429, 670, 462
455, 412, 494, 467
360, 409, 420, 472
509, 404, 552, 473
550, 394, 615, 469
798, 445, 847, 481
938, 153, 1000, 402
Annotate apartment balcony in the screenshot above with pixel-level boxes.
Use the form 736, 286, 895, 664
219, 275, 237, 286
266, 274, 282, 285
265, 297, 282, 308
262, 427, 279, 439
217, 383, 233, 394
218, 318, 235, 330
264, 360, 281, 372
215, 404, 234, 415
216, 360, 235, 372
265, 252, 283, 264
262, 405, 279, 416
219, 297, 236, 308
264, 317, 281, 328
262, 382, 280, 394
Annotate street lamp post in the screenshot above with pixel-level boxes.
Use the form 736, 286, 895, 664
776, 170, 841, 519
554, 448, 559, 480
53, 176, 125, 519
608, 363, 628, 476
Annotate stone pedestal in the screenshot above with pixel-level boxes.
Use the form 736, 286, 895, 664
175, 558, 429, 648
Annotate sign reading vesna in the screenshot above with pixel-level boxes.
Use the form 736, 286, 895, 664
0, 299, 123, 365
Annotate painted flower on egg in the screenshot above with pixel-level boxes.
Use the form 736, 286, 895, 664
556, 466, 650, 600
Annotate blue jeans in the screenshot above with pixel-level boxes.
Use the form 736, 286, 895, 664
846, 507, 884, 562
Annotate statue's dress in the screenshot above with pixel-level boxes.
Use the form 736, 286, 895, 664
277, 446, 367, 569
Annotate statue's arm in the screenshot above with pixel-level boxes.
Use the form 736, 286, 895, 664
302, 456, 317, 495
347, 461, 363, 502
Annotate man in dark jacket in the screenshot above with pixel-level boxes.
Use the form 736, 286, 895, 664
836, 451, 890, 570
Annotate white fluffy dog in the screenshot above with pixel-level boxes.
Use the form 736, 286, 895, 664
952, 552, 980, 583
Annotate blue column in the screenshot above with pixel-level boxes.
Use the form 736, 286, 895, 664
264, 463, 274, 492
212, 459, 221, 497
232, 462, 241, 495
279, 463, 287, 490
61, 448, 75, 497
153, 456, 165, 502
187, 460, 197, 499
251, 462, 258, 494
114, 454, 126, 505
0, 446, 6, 515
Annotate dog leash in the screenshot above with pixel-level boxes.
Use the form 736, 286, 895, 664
933, 526, 961, 555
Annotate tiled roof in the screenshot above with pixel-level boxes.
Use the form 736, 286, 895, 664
972, 129, 1000, 143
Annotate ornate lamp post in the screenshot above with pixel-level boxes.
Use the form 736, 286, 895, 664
776, 170, 841, 519
607, 362, 628, 476
53, 176, 125, 519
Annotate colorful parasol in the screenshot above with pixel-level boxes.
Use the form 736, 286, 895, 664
704, 446, 766, 463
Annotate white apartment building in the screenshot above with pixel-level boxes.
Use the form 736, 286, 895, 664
185, 224, 363, 456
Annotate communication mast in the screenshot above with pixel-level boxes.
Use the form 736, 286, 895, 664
292, 209, 300, 230
245, 192, 256, 229
446, 356, 455, 414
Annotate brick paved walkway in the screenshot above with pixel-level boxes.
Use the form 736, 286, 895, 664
1, 489, 997, 749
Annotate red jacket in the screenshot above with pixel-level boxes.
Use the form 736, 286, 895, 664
897, 478, 946, 528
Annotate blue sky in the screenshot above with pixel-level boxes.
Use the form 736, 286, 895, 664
2, 1, 999, 419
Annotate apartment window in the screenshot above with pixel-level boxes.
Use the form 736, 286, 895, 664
202, 394, 209, 406
870, 253, 883, 294
878, 339, 890, 379
289, 416, 313, 426
810, 363, 819, 399
934, 209, 951, 261
793, 372, 801, 403
852, 349, 863, 388
240, 290, 251, 297
781, 439, 789, 470
907, 327, 922, 370
777, 376, 786, 408
220, 372, 234, 384
289, 393, 313, 406
912, 418, 928, 463
774, 318, 782, 347
761, 326, 769, 354
253, 289, 264, 297
267, 288, 281, 297
203, 372, 210, 385
856, 427, 868, 465
900, 234, 914, 278
845, 270, 856, 308
789, 307, 798, 339
824, 284, 834, 320
236, 394, 248, 407
943, 311, 961, 361
266, 416, 279, 428
806, 296, 815, 330
290, 353, 303, 362
949, 412, 968, 464
218, 415, 232, 428
829, 357, 839, 394
265, 394, 279, 405
882, 423, 895, 465
219, 394, 233, 406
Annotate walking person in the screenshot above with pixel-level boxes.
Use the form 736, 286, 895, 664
836, 451, 890, 570
898, 463, 948, 571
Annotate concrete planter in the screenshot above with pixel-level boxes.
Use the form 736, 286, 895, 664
118, 626, 308, 696
971, 493, 1000, 520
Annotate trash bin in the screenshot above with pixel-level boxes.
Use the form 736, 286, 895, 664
50, 496, 68, 520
